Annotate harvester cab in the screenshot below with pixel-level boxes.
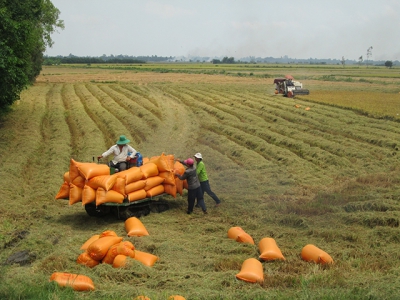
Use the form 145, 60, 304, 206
274, 75, 309, 98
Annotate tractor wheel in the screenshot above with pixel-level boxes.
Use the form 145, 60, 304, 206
84, 203, 111, 217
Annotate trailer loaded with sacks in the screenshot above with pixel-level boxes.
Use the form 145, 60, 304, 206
55, 153, 186, 220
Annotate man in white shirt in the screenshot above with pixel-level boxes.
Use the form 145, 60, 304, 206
98, 135, 137, 171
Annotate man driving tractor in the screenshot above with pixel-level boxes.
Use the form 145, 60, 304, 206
98, 135, 138, 171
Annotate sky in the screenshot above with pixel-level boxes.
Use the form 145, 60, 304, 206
45, 0, 400, 61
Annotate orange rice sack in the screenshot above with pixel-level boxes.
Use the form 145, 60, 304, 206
146, 185, 164, 198
99, 230, 118, 238
125, 217, 149, 237
96, 188, 124, 206
71, 175, 86, 189
82, 185, 96, 205
80, 234, 100, 250
87, 174, 117, 191
55, 181, 70, 199
117, 167, 143, 184
150, 153, 172, 172
117, 241, 135, 257
165, 154, 175, 170
133, 250, 159, 267
111, 177, 126, 195
63, 171, 70, 183
235, 258, 264, 284
258, 237, 285, 261
128, 189, 147, 202
227, 227, 255, 245
76, 252, 100, 268
78, 163, 110, 180
173, 161, 185, 175
125, 180, 146, 194
301, 244, 333, 264
50, 272, 95, 291
69, 158, 82, 182
140, 162, 159, 178
164, 183, 177, 198
102, 241, 135, 264
159, 171, 175, 185
144, 176, 165, 191
142, 157, 150, 164
101, 243, 119, 264
86, 236, 123, 261
69, 183, 82, 205
112, 254, 128, 268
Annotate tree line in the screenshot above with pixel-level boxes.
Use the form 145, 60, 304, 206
43, 54, 175, 65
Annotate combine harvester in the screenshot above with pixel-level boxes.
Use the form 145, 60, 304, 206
274, 75, 310, 98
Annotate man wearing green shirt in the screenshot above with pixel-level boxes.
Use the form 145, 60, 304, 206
194, 152, 221, 206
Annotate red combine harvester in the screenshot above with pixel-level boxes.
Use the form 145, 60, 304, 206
274, 75, 310, 98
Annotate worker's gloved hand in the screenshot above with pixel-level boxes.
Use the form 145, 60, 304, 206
126, 156, 131, 161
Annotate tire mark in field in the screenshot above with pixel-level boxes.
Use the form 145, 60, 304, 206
96, 84, 161, 128
61, 84, 78, 157
111, 85, 163, 121
85, 84, 148, 143
147, 85, 204, 156
61, 84, 105, 160
114, 85, 162, 120
74, 84, 117, 147
157, 85, 241, 165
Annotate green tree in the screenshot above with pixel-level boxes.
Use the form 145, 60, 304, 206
0, 0, 64, 109
385, 61, 393, 68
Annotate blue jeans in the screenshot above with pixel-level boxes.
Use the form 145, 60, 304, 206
188, 187, 206, 213
200, 180, 221, 204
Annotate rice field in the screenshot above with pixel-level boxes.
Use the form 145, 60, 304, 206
0, 65, 399, 299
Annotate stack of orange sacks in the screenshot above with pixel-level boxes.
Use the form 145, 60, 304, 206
77, 224, 159, 268
55, 153, 187, 206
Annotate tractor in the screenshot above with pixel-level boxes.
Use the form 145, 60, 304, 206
274, 75, 309, 98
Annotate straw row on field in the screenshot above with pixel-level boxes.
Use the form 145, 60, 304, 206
158, 84, 399, 183
61, 83, 104, 160
167, 85, 376, 166
198, 84, 400, 154
73, 84, 123, 146
85, 84, 156, 141
95, 84, 161, 128
109, 85, 162, 120
118, 84, 162, 111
